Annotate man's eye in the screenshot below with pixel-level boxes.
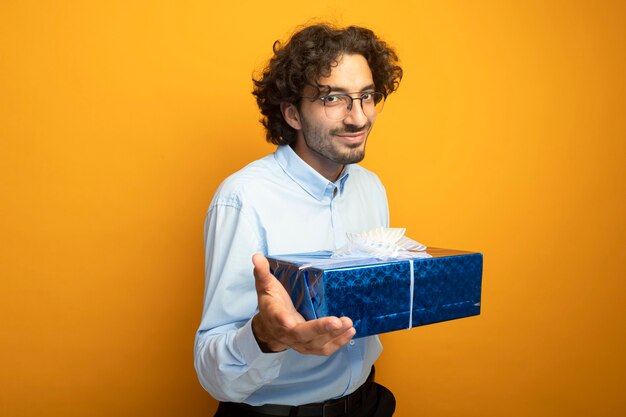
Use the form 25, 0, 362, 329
361, 93, 374, 101
323, 95, 343, 105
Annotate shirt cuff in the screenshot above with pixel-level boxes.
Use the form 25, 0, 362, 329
235, 318, 287, 371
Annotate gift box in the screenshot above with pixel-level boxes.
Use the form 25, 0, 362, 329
267, 247, 483, 338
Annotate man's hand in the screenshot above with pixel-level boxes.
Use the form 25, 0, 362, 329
251, 253, 356, 356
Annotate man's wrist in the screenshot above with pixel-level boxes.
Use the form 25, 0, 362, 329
252, 314, 288, 353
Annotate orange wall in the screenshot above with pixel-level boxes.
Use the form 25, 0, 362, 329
1, 1, 624, 416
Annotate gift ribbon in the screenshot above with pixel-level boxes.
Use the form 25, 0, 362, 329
409, 259, 414, 330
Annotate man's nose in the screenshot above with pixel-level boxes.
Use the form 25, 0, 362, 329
344, 100, 369, 126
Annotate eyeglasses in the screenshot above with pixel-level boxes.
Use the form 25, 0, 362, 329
316, 92, 386, 120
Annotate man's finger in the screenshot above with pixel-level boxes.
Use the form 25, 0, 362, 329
290, 321, 356, 356
292, 316, 354, 342
318, 327, 357, 355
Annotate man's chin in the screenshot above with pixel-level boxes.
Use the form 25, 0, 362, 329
336, 150, 365, 164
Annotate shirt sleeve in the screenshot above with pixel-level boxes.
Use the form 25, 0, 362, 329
194, 200, 287, 402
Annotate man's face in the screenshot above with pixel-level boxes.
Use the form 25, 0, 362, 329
291, 54, 378, 177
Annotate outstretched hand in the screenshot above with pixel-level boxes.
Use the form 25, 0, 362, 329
251, 253, 356, 356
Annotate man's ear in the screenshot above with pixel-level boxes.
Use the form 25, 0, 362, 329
280, 102, 301, 130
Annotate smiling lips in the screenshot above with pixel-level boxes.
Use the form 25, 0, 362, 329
335, 131, 367, 145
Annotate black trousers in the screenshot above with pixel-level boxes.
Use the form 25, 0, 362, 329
214, 383, 396, 417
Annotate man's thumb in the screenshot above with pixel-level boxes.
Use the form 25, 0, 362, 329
252, 253, 272, 288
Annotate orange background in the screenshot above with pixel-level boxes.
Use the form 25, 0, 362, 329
1, 1, 624, 416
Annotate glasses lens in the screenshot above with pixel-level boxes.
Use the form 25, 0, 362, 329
323, 95, 350, 120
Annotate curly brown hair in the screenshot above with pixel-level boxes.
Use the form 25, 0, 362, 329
252, 23, 403, 146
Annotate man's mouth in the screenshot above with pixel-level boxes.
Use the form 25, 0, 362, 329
334, 130, 367, 144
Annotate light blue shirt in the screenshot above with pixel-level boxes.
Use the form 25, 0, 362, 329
194, 144, 389, 405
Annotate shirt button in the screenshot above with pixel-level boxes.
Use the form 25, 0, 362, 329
349, 340, 355, 346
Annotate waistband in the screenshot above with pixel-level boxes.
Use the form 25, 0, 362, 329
223, 366, 376, 417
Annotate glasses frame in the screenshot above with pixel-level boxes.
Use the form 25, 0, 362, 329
314, 91, 386, 120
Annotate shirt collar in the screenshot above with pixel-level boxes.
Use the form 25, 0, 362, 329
274, 145, 351, 201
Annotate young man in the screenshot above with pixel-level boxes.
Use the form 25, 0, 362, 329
195, 24, 403, 417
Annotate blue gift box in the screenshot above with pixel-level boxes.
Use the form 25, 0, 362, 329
267, 248, 483, 338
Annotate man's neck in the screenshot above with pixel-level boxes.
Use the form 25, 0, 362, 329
291, 143, 344, 183
311, 162, 344, 183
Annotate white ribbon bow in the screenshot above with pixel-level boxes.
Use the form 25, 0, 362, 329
332, 227, 430, 260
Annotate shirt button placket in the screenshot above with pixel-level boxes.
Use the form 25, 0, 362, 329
329, 185, 346, 249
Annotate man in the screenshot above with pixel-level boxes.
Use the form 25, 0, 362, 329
195, 23, 403, 417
